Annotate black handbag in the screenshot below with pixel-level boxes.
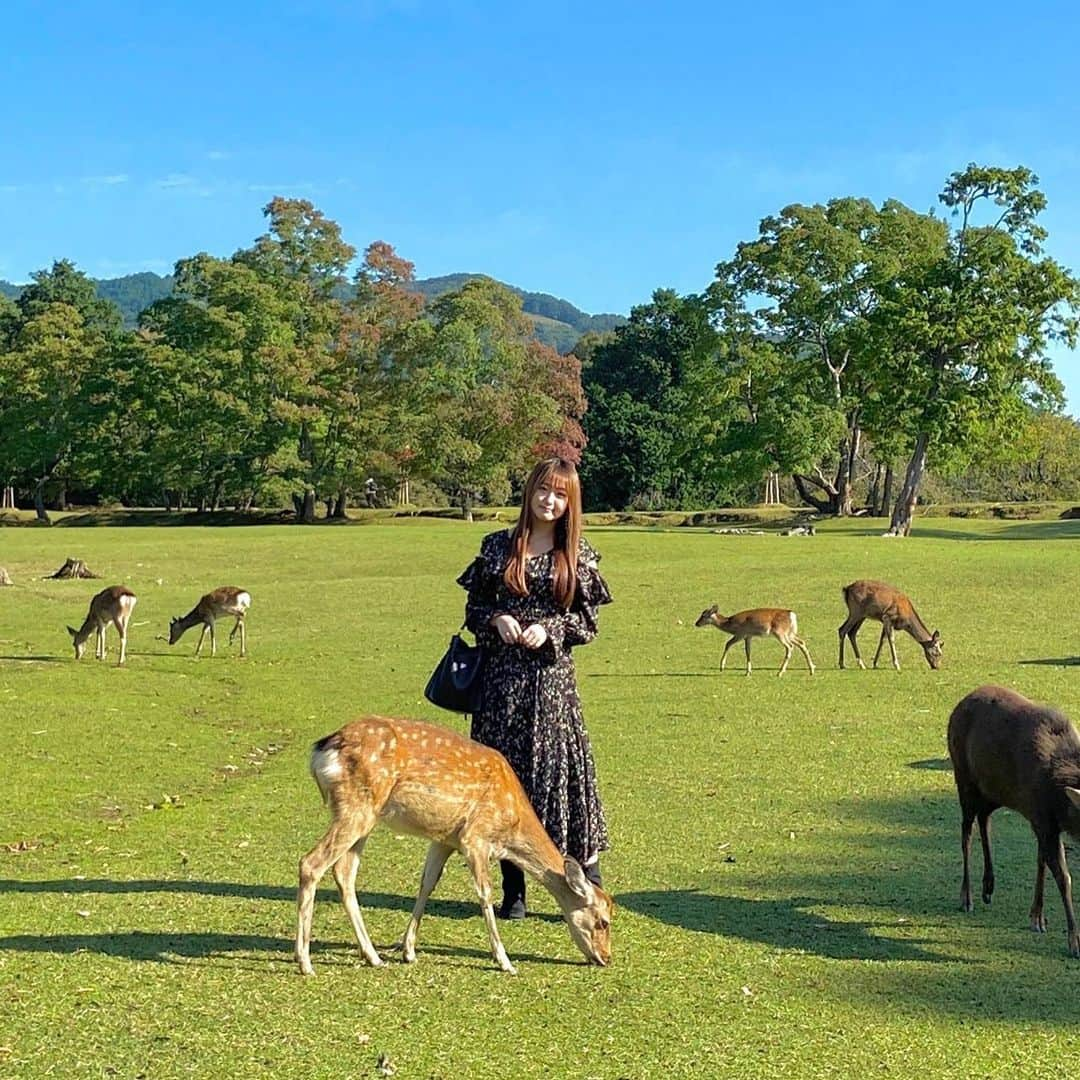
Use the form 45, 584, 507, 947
424, 629, 484, 714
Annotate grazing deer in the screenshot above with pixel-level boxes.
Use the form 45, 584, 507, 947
67, 586, 137, 667
295, 716, 613, 976
168, 587, 251, 657
949, 685, 1080, 957
838, 580, 942, 671
694, 606, 816, 676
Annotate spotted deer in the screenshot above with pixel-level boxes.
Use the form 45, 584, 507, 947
838, 580, 942, 671
694, 606, 816, 676
67, 585, 137, 667
295, 716, 613, 976
168, 587, 251, 657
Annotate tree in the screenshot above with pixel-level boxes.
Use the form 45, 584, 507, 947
877, 165, 1079, 534
581, 289, 722, 510
409, 279, 563, 518
715, 198, 943, 515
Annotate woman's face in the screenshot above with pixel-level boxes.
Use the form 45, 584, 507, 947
530, 478, 569, 525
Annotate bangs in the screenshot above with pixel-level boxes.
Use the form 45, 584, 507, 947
535, 462, 574, 493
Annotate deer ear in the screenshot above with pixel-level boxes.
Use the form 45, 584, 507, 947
67, 626, 77, 638
1066, 788, 1080, 811
564, 857, 591, 899
931, 631, 941, 643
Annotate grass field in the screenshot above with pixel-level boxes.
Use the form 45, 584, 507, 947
1, 516, 1079, 1078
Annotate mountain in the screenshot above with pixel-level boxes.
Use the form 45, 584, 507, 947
0, 270, 625, 352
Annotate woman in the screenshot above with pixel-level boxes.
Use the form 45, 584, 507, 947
457, 457, 612, 919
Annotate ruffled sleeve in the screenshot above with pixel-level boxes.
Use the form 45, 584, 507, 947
456, 530, 509, 649
540, 537, 613, 653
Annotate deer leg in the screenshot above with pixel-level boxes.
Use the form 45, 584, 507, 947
978, 809, 994, 904
1031, 848, 1048, 932
396, 841, 454, 964
1043, 833, 1079, 956
777, 638, 793, 676
744, 637, 752, 676
719, 636, 736, 672
873, 625, 888, 668
96, 625, 106, 661
794, 636, 816, 675
240, 618, 246, 657
847, 621, 866, 669
114, 616, 128, 667
461, 842, 515, 974
208, 619, 217, 658
960, 808, 975, 912
331, 837, 383, 967
886, 625, 901, 671
195, 624, 208, 656
838, 622, 850, 668
296, 809, 377, 976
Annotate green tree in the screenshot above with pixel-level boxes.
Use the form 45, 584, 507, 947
877, 165, 1079, 534
410, 279, 563, 518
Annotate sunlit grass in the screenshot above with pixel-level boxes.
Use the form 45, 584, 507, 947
1, 516, 1079, 1077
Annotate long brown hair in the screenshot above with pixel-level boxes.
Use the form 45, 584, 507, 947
504, 457, 582, 610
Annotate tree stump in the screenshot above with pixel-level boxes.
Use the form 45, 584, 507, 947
0, 567, 12, 586
47, 558, 99, 580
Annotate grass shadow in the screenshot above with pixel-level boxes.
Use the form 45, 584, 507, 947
0, 655, 66, 663
1018, 656, 1080, 667
908, 758, 953, 771
618, 889, 944, 962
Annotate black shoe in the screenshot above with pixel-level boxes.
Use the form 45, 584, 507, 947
498, 897, 527, 920
583, 861, 603, 888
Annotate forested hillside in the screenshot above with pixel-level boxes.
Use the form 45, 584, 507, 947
0, 269, 624, 352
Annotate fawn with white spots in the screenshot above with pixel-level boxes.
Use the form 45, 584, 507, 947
67, 585, 137, 667
695, 606, 815, 676
168, 587, 251, 657
295, 716, 613, 975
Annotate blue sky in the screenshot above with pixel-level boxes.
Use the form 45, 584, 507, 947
3, 0, 1079, 410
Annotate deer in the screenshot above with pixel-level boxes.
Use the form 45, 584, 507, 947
67, 585, 137, 667
295, 716, 613, 976
838, 580, 942, 671
168, 587, 251, 657
948, 685, 1080, 957
694, 606, 815, 676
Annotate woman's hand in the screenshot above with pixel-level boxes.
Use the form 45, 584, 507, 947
519, 623, 549, 649
490, 614, 523, 644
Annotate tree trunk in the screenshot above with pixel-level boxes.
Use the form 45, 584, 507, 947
33, 480, 52, 525
57, 483, 68, 512
332, 490, 348, 518
324, 497, 334, 518
461, 490, 474, 523
47, 558, 98, 579
879, 465, 894, 517
298, 488, 316, 524
868, 463, 882, 516
888, 434, 930, 536
792, 472, 838, 514
1, 486, 15, 509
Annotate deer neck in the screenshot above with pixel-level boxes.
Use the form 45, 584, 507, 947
73, 616, 97, 645
503, 817, 580, 911
176, 606, 205, 631
902, 606, 932, 644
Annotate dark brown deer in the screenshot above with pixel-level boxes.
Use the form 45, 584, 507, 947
168, 587, 251, 657
67, 585, 137, 666
838, 580, 942, 670
948, 685, 1080, 957
695, 606, 815, 676
295, 716, 613, 976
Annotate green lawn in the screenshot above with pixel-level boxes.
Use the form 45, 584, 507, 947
1, 517, 1079, 1078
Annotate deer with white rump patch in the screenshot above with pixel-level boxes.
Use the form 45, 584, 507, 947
295, 716, 613, 976
838, 580, 942, 671
67, 585, 137, 667
694, 606, 815, 676
949, 685, 1080, 957
168, 586, 251, 657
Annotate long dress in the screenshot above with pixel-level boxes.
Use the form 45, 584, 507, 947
456, 528, 612, 865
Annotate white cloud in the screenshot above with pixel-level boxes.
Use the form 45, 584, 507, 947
156, 173, 197, 188
206, 150, 232, 161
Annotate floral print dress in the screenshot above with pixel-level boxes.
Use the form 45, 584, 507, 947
457, 529, 612, 865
